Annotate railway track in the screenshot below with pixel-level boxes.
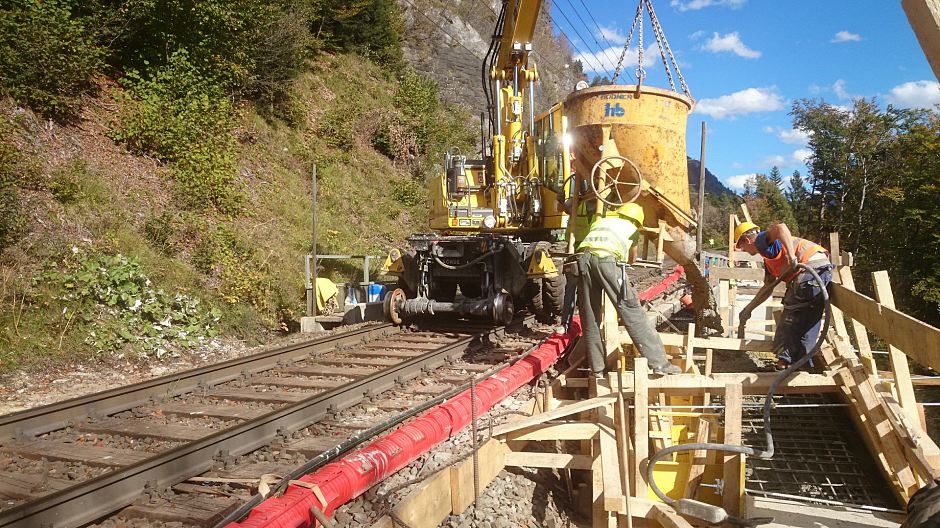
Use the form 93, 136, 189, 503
0, 318, 542, 528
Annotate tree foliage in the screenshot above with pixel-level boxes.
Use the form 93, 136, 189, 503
742, 169, 797, 232
789, 98, 940, 323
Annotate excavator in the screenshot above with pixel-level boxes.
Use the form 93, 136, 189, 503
382, 0, 723, 332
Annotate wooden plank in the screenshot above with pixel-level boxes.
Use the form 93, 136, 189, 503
79, 419, 206, 441
309, 356, 401, 367
872, 270, 919, 429
207, 389, 310, 403
118, 493, 239, 527
633, 358, 649, 498
4, 439, 151, 467
710, 267, 764, 281
830, 282, 940, 373
366, 339, 442, 350
450, 438, 507, 515
490, 395, 616, 437
682, 323, 696, 372
0, 471, 72, 500
392, 464, 452, 528
606, 371, 837, 394
838, 266, 877, 378
248, 376, 343, 389
835, 364, 920, 500
722, 383, 743, 517
503, 451, 592, 470
595, 379, 623, 513
649, 503, 695, 528
283, 365, 375, 377
505, 422, 599, 441
337, 348, 424, 358
283, 435, 347, 457
156, 402, 267, 421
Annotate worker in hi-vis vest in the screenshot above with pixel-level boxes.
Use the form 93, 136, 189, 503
576, 203, 679, 377
735, 222, 833, 370
559, 178, 596, 332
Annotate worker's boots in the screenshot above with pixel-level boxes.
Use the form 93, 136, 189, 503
652, 364, 681, 376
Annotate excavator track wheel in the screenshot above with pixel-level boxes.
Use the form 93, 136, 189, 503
590, 154, 643, 207
384, 288, 407, 325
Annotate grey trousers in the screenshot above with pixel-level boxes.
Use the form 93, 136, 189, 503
577, 252, 669, 374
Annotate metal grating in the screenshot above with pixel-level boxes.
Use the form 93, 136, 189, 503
740, 392, 899, 509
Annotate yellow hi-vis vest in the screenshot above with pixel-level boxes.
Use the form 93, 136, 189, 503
577, 216, 638, 262
571, 201, 593, 244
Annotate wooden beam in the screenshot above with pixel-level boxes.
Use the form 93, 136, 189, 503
504, 451, 592, 470
649, 503, 696, 528
872, 271, 919, 430
838, 266, 877, 378
606, 371, 837, 394
710, 267, 764, 281
450, 439, 508, 514
633, 358, 649, 498
682, 417, 710, 501
391, 464, 453, 528
722, 383, 744, 517
490, 395, 616, 437
595, 379, 624, 514
830, 281, 940, 373
505, 422, 599, 441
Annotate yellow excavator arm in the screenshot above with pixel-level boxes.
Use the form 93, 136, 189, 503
494, 0, 544, 76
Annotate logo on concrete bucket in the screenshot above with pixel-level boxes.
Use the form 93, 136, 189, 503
604, 102, 625, 118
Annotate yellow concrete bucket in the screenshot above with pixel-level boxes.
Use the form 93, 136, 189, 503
564, 85, 694, 228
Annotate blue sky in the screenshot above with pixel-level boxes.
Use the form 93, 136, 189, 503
548, 0, 939, 192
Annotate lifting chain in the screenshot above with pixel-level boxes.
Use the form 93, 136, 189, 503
611, 0, 692, 101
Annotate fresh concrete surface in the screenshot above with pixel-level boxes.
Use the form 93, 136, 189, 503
746, 496, 904, 527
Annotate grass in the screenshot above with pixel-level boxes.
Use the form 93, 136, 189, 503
0, 52, 443, 374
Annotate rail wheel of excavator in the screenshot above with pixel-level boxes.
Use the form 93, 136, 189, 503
383, 288, 407, 325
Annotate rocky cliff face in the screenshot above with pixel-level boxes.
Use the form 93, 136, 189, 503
398, 0, 580, 121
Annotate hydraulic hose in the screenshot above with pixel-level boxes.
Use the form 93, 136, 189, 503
645, 263, 833, 521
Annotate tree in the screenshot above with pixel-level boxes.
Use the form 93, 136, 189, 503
768, 166, 783, 189
786, 170, 809, 234
742, 173, 797, 232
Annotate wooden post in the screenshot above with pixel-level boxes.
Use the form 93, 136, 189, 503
828, 232, 841, 267
872, 271, 919, 429
656, 220, 666, 263
739, 203, 753, 223
722, 383, 744, 517
838, 266, 876, 378
683, 323, 696, 372
633, 358, 649, 498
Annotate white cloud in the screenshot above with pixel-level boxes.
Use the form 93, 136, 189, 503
887, 80, 940, 109
694, 87, 786, 119
808, 84, 823, 95
671, 0, 747, 12
598, 25, 627, 45
700, 32, 761, 59
831, 30, 862, 43
731, 161, 744, 169
778, 128, 811, 145
689, 30, 707, 41
760, 155, 787, 168
574, 45, 660, 75
725, 173, 756, 190
761, 125, 775, 133
792, 148, 813, 164
833, 79, 852, 100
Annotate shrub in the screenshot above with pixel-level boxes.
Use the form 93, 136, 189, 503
0, 0, 103, 118
392, 179, 425, 207
318, 102, 355, 151
114, 50, 242, 213
192, 226, 273, 311
49, 159, 86, 204
0, 120, 35, 253
36, 250, 221, 357
312, 0, 404, 70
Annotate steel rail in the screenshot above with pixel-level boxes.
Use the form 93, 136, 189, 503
0, 320, 525, 528
0, 323, 397, 440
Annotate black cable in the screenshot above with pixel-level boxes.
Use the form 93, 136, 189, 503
575, 0, 636, 82
547, 9, 615, 80
560, 0, 622, 78
645, 263, 833, 523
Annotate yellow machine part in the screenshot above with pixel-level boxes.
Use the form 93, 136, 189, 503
563, 85, 693, 229
646, 394, 739, 510
526, 249, 558, 277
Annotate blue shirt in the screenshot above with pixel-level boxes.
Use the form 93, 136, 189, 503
754, 231, 782, 259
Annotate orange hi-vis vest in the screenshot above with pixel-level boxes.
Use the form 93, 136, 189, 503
763, 237, 829, 281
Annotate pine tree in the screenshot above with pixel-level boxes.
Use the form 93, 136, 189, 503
768, 166, 783, 189
786, 170, 809, 234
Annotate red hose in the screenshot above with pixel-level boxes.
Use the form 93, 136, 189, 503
638, 265, 684, 304
228, 319, 582, 528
